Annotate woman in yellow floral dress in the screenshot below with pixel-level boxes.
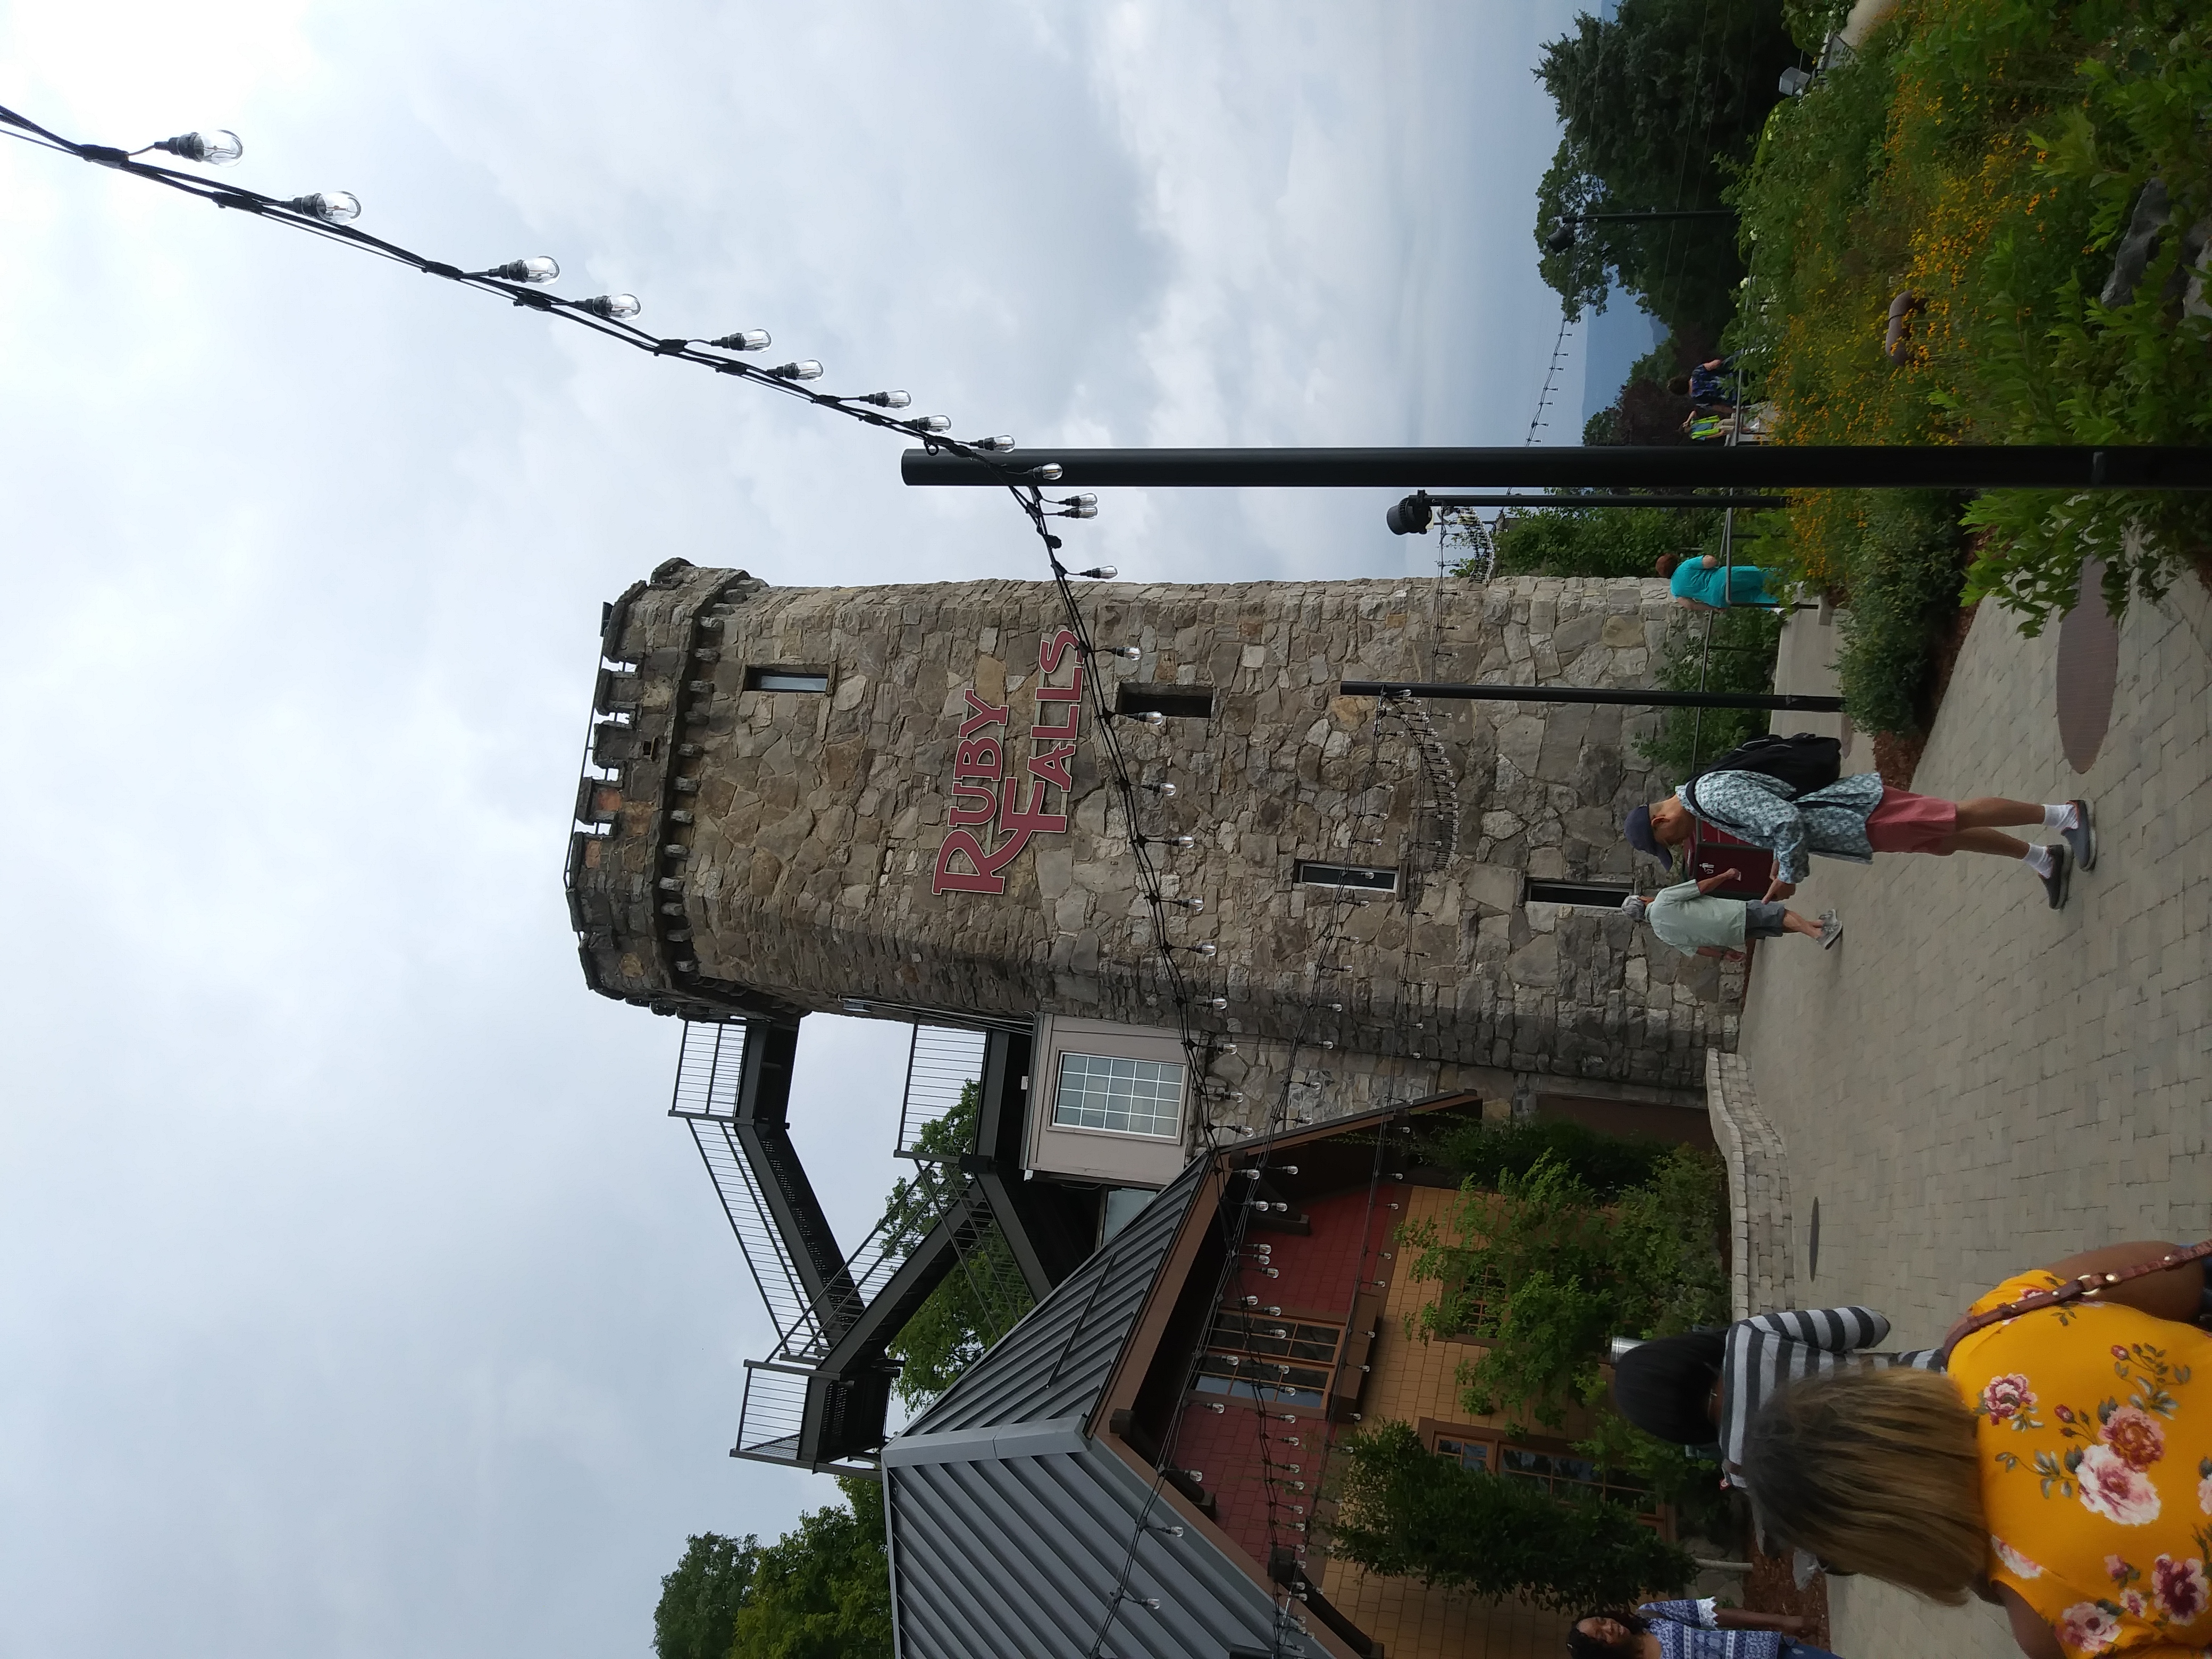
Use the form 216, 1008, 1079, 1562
1737, 1241, 2211, 1659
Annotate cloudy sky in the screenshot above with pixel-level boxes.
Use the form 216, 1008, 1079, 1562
0, 4, 1581, 1653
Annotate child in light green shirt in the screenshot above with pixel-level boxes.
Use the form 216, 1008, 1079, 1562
1622, 867, 1842, 958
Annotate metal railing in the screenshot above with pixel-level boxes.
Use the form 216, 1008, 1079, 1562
732, 1361, 810, 1463
896, 1025, 989, 1157
670, 1019, 747, 1119
681, 1115, 831, 1359
676, 1017, 1036, 1463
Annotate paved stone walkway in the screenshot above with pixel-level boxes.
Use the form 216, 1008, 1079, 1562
1735, 566, 2212, 1659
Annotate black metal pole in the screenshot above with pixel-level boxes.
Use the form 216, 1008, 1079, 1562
1409, 492, 1788, 509
903, 445, 2212, 491
1339, 680, 1846, 712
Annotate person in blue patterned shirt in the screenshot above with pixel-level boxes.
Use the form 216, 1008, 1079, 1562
1568, 1601, 1834, 1659
1625, 770, 2094, 911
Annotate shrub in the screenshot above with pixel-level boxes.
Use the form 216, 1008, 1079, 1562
1728, 0, 2212, 631
1334, 1420, 1698, 1611
1573, 1410, 1741, 1546
1634, 599, 1788, 789
1432, 1117, 1673, 1200
1832, 489, 1970, 735
1482, 502, 1720, 580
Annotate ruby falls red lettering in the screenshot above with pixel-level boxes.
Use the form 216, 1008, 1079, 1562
932, 629, 1083, 895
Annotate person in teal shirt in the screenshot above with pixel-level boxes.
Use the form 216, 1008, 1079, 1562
1656, 549, 1775, 610
1621, 869, 1840, 957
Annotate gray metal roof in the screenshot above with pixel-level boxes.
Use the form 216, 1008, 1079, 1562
885, 1157, 1299, 1658
900, 1154, 1209, 1438
886, 1431, 1287, 1659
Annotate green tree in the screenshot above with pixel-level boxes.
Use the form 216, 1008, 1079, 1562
1400, 1149, 1727, 1431
1471, 502, 1720, 581
653, 1532, 759, 1659
1432, 1117, 1673, 1203
1633, 601, 1787, 789
875, 1081, 1036, 1407
1533, 0, 1798, 340
1334, 1420, 1697, 1611
730, 1476, 894, 1659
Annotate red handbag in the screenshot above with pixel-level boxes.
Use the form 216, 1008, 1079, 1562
1687, 823, 1776, 899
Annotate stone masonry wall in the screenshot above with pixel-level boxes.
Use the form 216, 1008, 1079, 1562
566, 562, 1740, 1105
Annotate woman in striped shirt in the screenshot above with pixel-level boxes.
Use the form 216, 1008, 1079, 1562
1611, 1307, 1941, 1492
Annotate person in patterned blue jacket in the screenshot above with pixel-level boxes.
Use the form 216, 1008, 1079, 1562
1567, 1601, 1836, 1659
1624, 769, 2094, 911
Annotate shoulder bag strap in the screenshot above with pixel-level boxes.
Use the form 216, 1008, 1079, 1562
1937, 1239, 2212, 1367
1682, 772, 1753, 842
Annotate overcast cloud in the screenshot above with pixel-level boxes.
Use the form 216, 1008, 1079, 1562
0, 4, 1577, 1654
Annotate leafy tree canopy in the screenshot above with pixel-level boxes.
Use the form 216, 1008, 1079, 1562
1334, 1420, 1697, 1611
1532, 0, 1798, 340
653, 1532, 759, 1659
730, 1477, 894, 1659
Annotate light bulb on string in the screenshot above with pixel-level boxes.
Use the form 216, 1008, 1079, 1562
850, 387, 907, 406
577, 292, 642, 321
284, 191, 361, 223
1030, 464, 1065, 483
708, 330, 773, 351
1143, 781, 1176, 796
147, 129, 244, 165
976, 434, 1018, 452
904, 414, 953, 434
482, 257, 560, 283
769, 359, 824, 380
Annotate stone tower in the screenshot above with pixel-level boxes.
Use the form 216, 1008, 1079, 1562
567, 559, 1739, 1149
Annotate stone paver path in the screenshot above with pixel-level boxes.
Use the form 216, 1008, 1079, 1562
1735, 567, 2212, 1659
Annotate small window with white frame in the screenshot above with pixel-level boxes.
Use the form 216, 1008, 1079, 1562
1050, 1052, 1184, 1138
1292, 859, 1398, 894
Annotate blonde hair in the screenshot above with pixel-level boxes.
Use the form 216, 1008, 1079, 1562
1740, 1367, 1987, 1603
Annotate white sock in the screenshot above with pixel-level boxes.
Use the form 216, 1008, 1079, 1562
2043, 802, 2079, 832
2023, 843, 2056, 878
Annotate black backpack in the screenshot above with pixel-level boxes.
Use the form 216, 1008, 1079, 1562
1691, 733, 1842, 798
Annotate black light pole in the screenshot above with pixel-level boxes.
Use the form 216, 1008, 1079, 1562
1382, 490, 1786, 535
1543, 208, 1738, 254
902, 445, 2212, 492
1339, 680, 1845, 713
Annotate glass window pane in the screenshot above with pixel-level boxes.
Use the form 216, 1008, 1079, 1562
1051, 1051, 1185, 1138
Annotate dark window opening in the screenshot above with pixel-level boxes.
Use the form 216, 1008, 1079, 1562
1523, 878, 1634, 908
1294, 860, 1398, 893
744, 666, 830, 694
1116, 683, 1214, 720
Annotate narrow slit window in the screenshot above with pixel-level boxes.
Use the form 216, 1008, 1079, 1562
744, 666, 830, 694
1116, 684, 1215, 720
1522, 878, 1634, 907
1293, 860, 1398, 894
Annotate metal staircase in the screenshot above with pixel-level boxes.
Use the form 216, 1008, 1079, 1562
671, 1013, 1091, 1471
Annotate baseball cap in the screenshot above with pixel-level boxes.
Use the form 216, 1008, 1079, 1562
1624, 803, 1664, 860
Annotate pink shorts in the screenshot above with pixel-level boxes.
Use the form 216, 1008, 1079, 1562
1865, 785, 1959, 853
